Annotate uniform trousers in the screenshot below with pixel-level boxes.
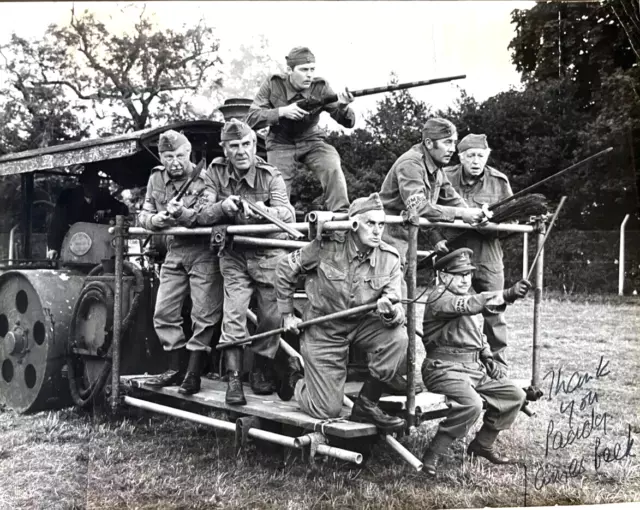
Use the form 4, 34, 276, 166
267, 139, 350, 213
219, 249, 287, 359
422, 358, 526, 438
295, 315, 407, 419
472, 266, 508, 366
154, 240, 223, 352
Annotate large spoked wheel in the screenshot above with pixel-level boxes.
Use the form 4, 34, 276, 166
0, 270, 85, 413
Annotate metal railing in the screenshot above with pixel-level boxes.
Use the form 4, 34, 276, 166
109, 213, 543, 438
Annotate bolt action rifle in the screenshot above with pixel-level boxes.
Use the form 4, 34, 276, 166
293, 74, 467, 117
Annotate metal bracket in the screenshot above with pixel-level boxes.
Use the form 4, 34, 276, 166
210, 225, 231, 254
307, 431, 328, 466
235, 416, 261, 454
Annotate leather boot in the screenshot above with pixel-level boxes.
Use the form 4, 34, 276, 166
349, 378, 405, 432
179, 350, 204, 395
277, 356, 304, 402
224, 348, 246, 406
422, 431, 455, 476
467, 425, 513, 464
146, 348, 188, 387
250, 354, 276, 395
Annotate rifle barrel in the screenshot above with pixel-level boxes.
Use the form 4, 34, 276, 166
242, 199, 306, 239
351, 74, 467, 98
175, 158, 206, 202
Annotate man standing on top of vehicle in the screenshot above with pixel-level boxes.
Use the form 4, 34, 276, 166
203, 119, 296, 407
245, 46, 355, 213
444, 133, 513, 372
138, 129, 224, 396
47, 167, 129, 259
379, 118, 485, 262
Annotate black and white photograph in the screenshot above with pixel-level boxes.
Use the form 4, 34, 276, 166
0, 1, 638, 508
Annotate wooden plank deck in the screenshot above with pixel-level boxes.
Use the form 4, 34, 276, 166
121, 375, 449, 439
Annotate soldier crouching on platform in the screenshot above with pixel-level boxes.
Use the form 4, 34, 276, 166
420, 247, 530, 475
203, 119, 296, 406
245, 46, 354, 213
275, 193, 406, 431
138, 130, 223, 395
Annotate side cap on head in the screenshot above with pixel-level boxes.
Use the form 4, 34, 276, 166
220, 118, 254, 142
435, 247, 476, 274
348, 193, 384, 218
458, 133, 489, 153
286, 46, 316, 68
158, 130, 189, 153
422, 118, 457, 142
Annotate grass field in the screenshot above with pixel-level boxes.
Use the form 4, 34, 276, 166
0, 295, 638, 509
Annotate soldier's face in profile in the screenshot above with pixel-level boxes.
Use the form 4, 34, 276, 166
425, 137, 457, 166
223, 133, 257, 172
460, 149, 490, 178
160, 145, 191, 179
441, 271, 472, 295
354, 210, 385, 249
289, 64, 316, 90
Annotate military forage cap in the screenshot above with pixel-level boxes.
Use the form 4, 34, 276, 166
435, 247, 476, 274
220, 118, 253, 142
422, 118, 457, 142
158, 130, 189, 153
458, 133, 489, 153
349, 192, 384, 218
286, 46, 316, 69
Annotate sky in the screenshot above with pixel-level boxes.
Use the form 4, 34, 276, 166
0, 1, 535, 130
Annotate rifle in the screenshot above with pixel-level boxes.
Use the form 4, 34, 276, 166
295, 74, 467, 116
418, 148, 613, 270
175, 158, 207, 202
236, 196, 305, 239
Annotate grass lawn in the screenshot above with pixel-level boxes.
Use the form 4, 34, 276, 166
0, 295, 638, 509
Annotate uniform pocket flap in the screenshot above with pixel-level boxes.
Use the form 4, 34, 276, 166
319, 261, 346, 281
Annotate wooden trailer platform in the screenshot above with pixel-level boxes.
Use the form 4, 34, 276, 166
121, 375, 449, 439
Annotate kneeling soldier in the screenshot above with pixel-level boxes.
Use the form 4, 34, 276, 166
276, 193, 406, 431
204, 119, 296, 406
139, 130, 223, 395
421, 247, 530, 475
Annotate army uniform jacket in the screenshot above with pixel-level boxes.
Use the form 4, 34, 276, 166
138, 165, 215, 234
379, 143, 468, 246
423, 287, 507, 355
245, 74, 356, 147
276, 232, 404, 325
444, 164, 513, 271
202, 156, 295, 240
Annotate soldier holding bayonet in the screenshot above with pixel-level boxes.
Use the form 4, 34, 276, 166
138, 130, 224, 396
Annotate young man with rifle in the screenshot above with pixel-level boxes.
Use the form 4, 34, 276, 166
443, 133, 514, 372
379, 118, 485, 263
245, 46, 355, 213
421, 247, 530, 476
203, 119, 297, 406
275, 193, 407, 431
138, 129, 223, 396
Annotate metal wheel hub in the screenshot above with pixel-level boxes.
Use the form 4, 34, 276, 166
4, 326, 27, 356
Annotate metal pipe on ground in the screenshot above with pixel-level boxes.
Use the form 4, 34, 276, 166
385, 435, 423, 472
124, 397, 363, 463
293, 434, 363, 464
124, 396, 236, 432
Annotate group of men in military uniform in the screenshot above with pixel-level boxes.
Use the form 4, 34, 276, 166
135, 45, 532, 476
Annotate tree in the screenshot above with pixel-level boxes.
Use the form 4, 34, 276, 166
509, 1, 636, 105
0, 5, 223, 135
